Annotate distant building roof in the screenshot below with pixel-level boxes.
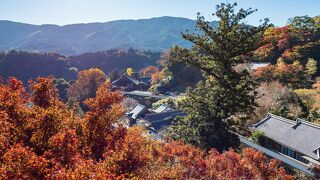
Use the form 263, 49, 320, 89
139, 77, 151, 85
135, 110, 187, 140
126, 104, 147, 120
253, 114, 320, 161
112, 74, 140, 86
142, 111, 186, 133
153, 105, 173, 113
122, 91, 169, 99
248, 62, 270, 70
148, 120, 173, 133
144, 110, 186, 124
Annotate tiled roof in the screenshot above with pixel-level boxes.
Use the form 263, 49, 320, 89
248, 62, 270, 70
139, 77, 151, 85
148, 120, 173, 132
253, 113, 320, 160
144, 110, 186, 124
144, 110, 186, 133
153, 105, 173, 113
126, 104, 146, 119
122, 91, 170, 99
112, 74, 140, 86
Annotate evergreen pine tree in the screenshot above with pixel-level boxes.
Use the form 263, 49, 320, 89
169, 3, 269, 151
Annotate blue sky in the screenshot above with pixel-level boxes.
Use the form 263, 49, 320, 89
1, 0, 319, 26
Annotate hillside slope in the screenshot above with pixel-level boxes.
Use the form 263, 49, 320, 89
0, 17, 216, 55
0, 50, 159, 83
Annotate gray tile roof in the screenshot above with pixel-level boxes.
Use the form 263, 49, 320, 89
112, 74, 140, 86
148, 120, 173, 132
143, 110, 187, 133
253, 114, 320, 160
144, 110, 186, 124
139, 77, 151, 85
153, 105, 173, 113
126, 104, 146, 119
122, 91, 170, 99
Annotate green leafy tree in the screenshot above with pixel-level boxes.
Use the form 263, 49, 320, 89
169, 3, 269, 151
251, 131, 265, 145
314, 16, 320, 28
306, 58, 318, 76
289, 15, 316, 32
167, 62, 203, 92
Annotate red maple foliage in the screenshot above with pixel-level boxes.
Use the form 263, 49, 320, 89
139, 65, 160, 78
0, 76, 294, 179
252, 59, 308, 88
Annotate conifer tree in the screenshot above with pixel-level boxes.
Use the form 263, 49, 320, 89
169, 3, 269, 151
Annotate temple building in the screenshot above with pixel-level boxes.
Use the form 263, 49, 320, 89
112, 74, 150, 91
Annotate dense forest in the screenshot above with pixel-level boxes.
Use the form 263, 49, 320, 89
0, 49, 159, 83
69, 48, 159, 74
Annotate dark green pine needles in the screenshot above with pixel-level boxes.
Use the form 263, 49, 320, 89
169, 3, 270, 152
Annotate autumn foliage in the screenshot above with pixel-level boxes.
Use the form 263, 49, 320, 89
254, 17, 320, 64
67, 68, 107, 102
139, 65, 160, 77
0, 76, 294, 179
252, 58, 309, 88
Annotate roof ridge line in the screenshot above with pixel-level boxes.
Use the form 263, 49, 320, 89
268, 113, 320, 129
298, 118, 320, 130
267, 113, 296, 124
145, 110, 182, 116
253, 114, 272, 127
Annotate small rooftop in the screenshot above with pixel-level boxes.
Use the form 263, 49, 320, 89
141, 110, 187, 133
139, 77, 151, 85
253, 113, 320, 161
112, 74, 140, 86
248, 62, 270, 70
126, 104, 146, 119
144, 110, 186, 124
153, 104, 173, 113
122, 91, 170, 99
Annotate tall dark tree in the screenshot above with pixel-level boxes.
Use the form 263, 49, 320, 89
53, 78, 70, 102
167, 62, 203, 92
169, 3, 269, 151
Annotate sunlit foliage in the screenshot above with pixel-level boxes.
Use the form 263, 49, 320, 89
0, 76, 293, 179
67, 68, 107, 102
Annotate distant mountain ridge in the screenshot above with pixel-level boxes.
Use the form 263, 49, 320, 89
0, 17, 217, 55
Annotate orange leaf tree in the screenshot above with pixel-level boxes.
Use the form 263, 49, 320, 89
67, 68, 107, 102
139, 65, 160, 78
83, 81, 124, 160
0, 76, 294, 179
0, 144, 49, 179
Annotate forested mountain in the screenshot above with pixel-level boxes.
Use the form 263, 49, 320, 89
0, 17, 216, 55
69, 48, 159, 73
0, 49, 159, 83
